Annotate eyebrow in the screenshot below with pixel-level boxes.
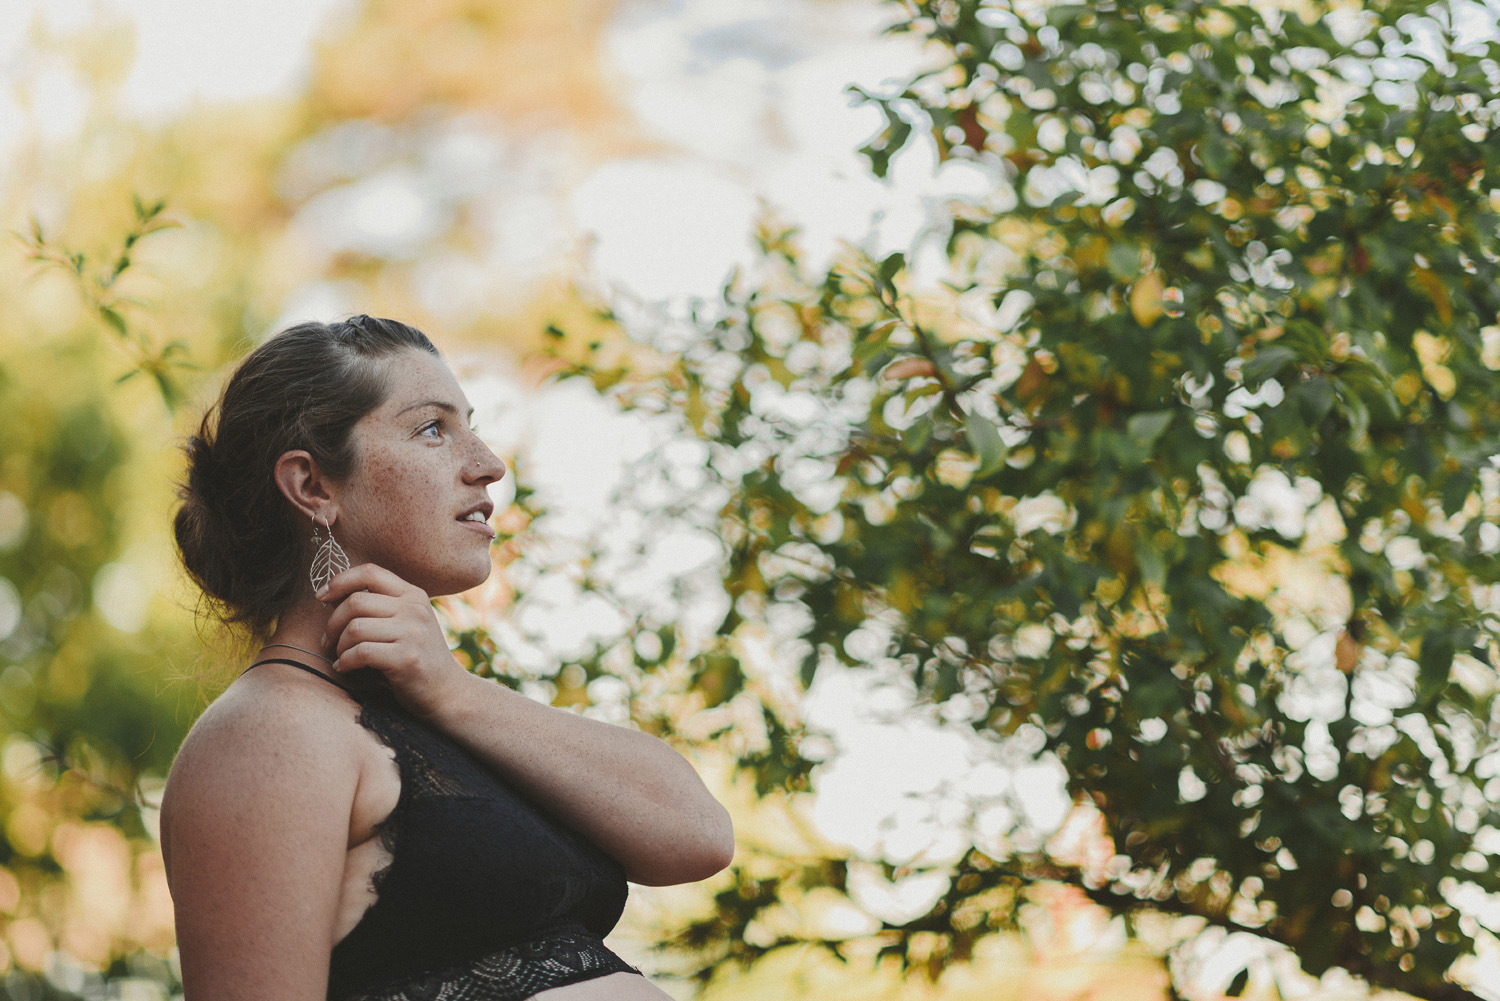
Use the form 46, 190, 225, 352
396, 400, 475, 420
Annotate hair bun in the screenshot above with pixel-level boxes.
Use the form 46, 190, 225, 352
184, 432, 222, 501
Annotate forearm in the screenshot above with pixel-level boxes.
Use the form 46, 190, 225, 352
421, 671, 734, 885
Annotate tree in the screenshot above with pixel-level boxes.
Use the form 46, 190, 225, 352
556, 1, 1500, 997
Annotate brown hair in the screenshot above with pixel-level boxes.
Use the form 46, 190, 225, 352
173, 316, 438, 643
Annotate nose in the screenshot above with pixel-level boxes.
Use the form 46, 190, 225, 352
465, 439, 507, 486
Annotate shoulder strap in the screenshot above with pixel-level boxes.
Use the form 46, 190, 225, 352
243, 657, 352, 692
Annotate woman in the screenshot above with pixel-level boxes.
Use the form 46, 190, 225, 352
162, 316, 733, 1000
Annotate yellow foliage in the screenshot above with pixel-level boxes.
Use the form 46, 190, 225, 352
1414, 330, 1457, 399
309, 0, 635, 140
1214, 532, 1352, 639
1414, 268, 1454, 325
1130, 271, 1165, 328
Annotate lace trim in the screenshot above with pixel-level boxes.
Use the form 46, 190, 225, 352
336, 923, 640, 1001
357, 702, 404, 903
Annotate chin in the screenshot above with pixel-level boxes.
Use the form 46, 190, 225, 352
426, 554, 493, 597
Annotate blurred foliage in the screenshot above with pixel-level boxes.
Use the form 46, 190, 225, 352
19, 197, 192, 411
0, 224, 187, 993
553, 1, 1500, 999
2, 0, 639, 993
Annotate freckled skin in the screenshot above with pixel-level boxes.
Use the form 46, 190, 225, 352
330, 350, 505, 597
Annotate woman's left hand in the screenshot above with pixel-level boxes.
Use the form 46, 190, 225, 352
318, 563, 469, 720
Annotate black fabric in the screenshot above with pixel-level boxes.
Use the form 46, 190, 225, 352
242, 660, 636, 1001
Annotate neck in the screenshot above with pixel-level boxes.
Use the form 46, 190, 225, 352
264, 596, 338, 667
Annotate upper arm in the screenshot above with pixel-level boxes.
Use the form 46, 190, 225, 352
162, 691, 359, 1001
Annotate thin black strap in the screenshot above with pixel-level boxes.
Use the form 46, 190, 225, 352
243, 657, 352, 692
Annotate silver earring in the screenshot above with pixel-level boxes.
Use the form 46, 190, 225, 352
309, 512, 349, 592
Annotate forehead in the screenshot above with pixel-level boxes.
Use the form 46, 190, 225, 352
370, 350, 469, 418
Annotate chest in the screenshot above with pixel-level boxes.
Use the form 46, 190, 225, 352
332, 692, 629, 976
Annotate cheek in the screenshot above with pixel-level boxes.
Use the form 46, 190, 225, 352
348, 454, 446, 531
343, 459, 417, 528
377, 469, 425, 515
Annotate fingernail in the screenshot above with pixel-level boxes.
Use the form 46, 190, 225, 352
316, 585, 329, 599
320, 632, 328, 647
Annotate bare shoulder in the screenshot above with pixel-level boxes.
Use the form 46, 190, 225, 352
167, 665, 362, 789
161, 666, 364, 864
163, 666, 375, 998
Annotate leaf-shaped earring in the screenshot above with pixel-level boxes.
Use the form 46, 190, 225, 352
309, 512, 349, 593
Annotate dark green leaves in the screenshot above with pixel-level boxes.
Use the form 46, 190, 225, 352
1417, 628, 1455, 705
567, 2, 1500, 997
1241, 345, 1298, 385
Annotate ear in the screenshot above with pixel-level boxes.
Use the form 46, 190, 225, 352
273, 450, 338, 524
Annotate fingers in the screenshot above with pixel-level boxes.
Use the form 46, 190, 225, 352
312, 562, 451, 696
329, 615, 406, 660
315, 563, 416, 604
333, 640, 401, 674
322, 590, 401, 645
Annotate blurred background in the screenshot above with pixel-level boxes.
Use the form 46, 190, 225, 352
0, 2, 1033, 997
5, 1, 1500, 999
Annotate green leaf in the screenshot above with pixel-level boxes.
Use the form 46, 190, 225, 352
854, 318, 900, 370
850, 87, 914, 179
100, 307, 129, 339
877, 252, 905, 295
902, 411, 934, 454
1107, 243, 1143, 281
1199, 134, 1233, 177
965, 408, 1008, 476
1241, 346, 1298, 384
1136, 538, 1166, 588
1126, 411, 1174, 452
692, 652, 744, 708
1295, 377, 1335, 425
800, 646, 819, 687
1417, 629, 1455, 704
1338, 386, 1370, 443
1442, 472, 1473, 518
151, 367, 183, 411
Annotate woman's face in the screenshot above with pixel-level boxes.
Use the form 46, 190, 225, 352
329, 349, 507, 597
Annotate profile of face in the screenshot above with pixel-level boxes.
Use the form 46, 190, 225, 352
320, 348, 507, 598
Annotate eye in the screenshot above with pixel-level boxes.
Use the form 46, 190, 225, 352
419, 419, 444, 438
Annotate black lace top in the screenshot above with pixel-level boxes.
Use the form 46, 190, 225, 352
244, 659, 640, 1001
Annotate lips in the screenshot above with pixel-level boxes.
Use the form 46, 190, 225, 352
456, 501, 495, 540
